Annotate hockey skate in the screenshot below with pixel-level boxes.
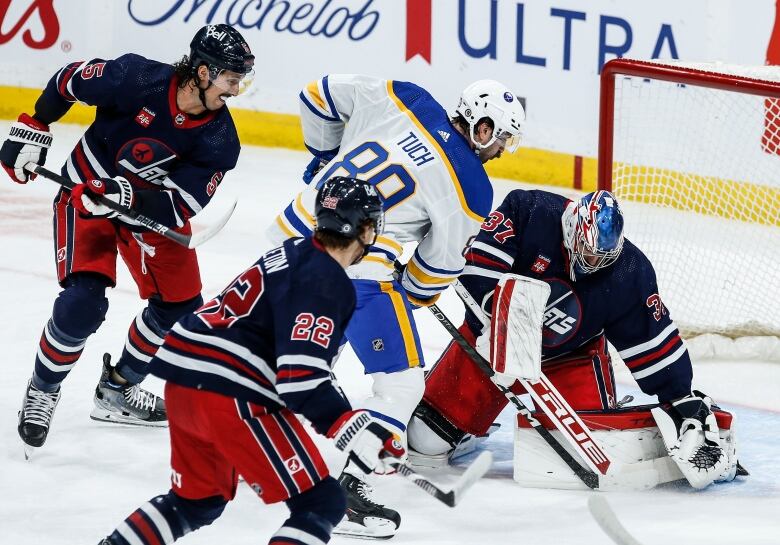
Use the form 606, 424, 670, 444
18, 379, 61, 460
333, 473, 401, 540
90, 354, 167, 427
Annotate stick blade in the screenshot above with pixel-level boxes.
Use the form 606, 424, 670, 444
450, 450, 493, 506
588, 495, 645, 545
187, 199, 237, 248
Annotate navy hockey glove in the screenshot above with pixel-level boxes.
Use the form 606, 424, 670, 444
302, 149, 338, 185
328, 410, 406, 474
70, 177, 134, 219
0, 113, 52, 184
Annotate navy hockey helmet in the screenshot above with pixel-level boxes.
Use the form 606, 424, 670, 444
563, 190, 625, 280
190, 24, 255, 93
315, 176, 384, 242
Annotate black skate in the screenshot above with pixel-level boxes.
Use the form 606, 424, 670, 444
18, 379, 61, 460
90, 354, 167, 427
333, 473, 401, 540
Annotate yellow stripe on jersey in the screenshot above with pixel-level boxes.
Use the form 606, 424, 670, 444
406, 259, 458, 285
275, 215, 297, 238
362, 255, 395, 269
295, 193, 315, 226
385, 81, 486, 223
375, 235, 403, 255
306, 80, 327, 112
379, 282, 421, 367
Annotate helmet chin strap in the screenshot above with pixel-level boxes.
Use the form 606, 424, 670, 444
197, 80, 213, 111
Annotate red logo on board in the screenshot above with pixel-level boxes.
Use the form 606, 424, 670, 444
0, 0, 60, 49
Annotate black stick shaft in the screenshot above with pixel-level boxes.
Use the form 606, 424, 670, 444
30, 165, 192, 248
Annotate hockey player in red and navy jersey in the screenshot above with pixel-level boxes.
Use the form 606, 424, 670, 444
409, 189, 737, 488
97, 177, 404, 545
0, 24, 254, 457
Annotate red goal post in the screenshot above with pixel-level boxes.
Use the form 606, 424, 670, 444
597, 58, 780, 352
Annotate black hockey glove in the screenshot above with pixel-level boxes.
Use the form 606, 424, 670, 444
70, 177, 135, 219
0, 113, 52, 183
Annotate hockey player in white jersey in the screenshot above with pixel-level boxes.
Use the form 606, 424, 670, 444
267, 75, 524, 538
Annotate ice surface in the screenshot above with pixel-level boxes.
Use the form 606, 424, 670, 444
0, 123, 778, 544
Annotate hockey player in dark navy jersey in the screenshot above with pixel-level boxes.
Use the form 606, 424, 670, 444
0, 24, 254, 457
409, 189, 737, 489
97, 176, 404, 545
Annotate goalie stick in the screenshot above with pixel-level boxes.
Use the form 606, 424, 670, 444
388, 450, 493, 507
25, 163, 236, 249
448, 279, 660, 490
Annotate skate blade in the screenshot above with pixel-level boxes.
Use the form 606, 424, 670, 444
333, 518, 397, 540
89, 408, 168, 428
23, 443, 38, 461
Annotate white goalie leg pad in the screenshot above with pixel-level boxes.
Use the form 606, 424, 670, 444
651, 406, 729, 489
490, 274, 550, 384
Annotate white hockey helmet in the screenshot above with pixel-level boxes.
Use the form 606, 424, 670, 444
455, 79, 525, 153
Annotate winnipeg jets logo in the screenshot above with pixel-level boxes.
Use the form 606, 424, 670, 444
116, 138, 178, 185
286, 457, 302, 473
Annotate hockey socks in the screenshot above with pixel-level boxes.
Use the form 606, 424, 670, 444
103, 491, 226, 545
273, 477, 346, 544
33, 318, 86, 390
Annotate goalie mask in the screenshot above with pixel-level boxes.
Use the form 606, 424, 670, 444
455, 79, 525, 154
562, 190, 625, 281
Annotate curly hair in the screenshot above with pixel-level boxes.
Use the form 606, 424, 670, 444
172, 55, 195, 88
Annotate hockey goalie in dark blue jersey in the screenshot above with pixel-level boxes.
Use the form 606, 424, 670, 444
1, 24, 255, 456
408, 189, 744, 490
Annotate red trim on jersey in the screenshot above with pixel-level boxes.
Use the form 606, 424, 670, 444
624, 334, 682, 370
164, 334, 273, 387
58, 63, 80, 101
276, 369, 315, 380
73, 141, 97, 181
167, 76, 219, 129
517, 407, 733, 430
465, 250, 511, 270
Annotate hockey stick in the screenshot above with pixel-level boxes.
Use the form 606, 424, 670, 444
25, 163, 236, 249
388, 451, 493, 507
427, 302, 599, 489
587, 495, 645, 545
449, 280, 660, 489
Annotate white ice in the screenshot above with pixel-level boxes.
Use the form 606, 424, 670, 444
0, 123, 778, 545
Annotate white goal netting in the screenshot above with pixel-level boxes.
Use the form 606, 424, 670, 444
604, 60, 780, 356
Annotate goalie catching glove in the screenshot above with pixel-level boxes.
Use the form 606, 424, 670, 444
70, 177, 134, 219
0, 113, 53, 184
652, 391, 732, 489
329, 410, 406, 474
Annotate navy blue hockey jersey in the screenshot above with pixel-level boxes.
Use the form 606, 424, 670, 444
149, 237, 355, 435
462, 189, 692, 402
39, 54, 240, 228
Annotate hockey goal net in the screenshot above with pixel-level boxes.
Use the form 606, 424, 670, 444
599, 58, 780, 355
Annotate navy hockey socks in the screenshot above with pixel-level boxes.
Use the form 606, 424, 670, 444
103, 491, 226, 544
116, 295, 202, 384
33, 273, 110, 389
271, 477, 347, 545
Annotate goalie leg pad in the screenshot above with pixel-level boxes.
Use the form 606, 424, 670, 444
422, 323, 519, 436
543, 336, 616, 410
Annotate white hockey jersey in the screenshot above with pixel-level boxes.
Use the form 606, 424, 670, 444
267, 74, 493, 302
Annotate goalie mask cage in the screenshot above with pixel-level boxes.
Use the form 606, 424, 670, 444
598, 58, 780, 344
